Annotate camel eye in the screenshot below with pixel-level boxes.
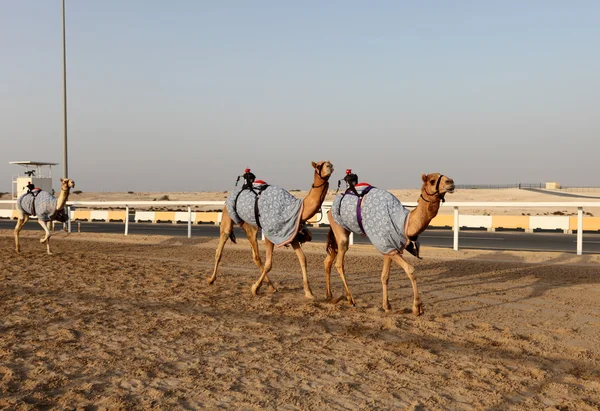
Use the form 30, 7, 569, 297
430, 179, 435, 184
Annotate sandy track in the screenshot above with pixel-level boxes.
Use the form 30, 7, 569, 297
1, 231, 599, 410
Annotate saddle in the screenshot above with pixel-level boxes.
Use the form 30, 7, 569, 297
338, 169, 422, 259
24, 188, 42, 217
232, 169, 270, 229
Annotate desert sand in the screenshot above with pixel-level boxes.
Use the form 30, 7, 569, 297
1, 230, 599, 410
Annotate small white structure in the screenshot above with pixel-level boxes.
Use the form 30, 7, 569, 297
10, 161, 59, 200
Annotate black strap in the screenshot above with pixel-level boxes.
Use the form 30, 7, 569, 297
26, 190, 41, 217
253, 185, 269, 229
232, 184, 270, 228
340, 185, 374, 236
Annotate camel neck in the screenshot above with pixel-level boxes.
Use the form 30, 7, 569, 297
406, 193, 442, 238
55, 187, 70, 211
301, 172, 329, 221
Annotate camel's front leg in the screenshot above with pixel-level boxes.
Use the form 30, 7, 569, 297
291, 240, 314, 299
251, 239, 275, 296
380, 255, 392, 312
389, 253, 422, 316
38, 220, 53, 255
14, 213, 29, 254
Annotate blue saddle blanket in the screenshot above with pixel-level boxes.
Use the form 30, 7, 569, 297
225, 183, 304, 247
331, 185, 410, 255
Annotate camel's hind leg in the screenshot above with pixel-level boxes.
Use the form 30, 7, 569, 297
241, 223, 277, 292
389, 253, 422, 316
328, 214, 356, 306
291, 240, 314, 299
324, 242, 337, 299
207, 208, 234, 285
38, 219, 53, 255
380, 255, 393, 311
251, 238, 275, 296
14, 211, 29, 254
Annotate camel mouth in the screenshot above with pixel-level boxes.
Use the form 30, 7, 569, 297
445, 185, 455, 193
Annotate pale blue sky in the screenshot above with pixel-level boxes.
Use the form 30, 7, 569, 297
1, 1, 598, 192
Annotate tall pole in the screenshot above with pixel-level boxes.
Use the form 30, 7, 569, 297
62, 0, 68, 178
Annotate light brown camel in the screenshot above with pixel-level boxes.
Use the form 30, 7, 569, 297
324, 173, 454, 315
208, 161, 334, 298
14, 178, 76, 255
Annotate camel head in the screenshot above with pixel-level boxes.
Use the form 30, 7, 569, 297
60, 178, 76, 191
420, 173, 455, 202
311, 160, 334, 181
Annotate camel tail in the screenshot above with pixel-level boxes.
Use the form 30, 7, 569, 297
229, 231, 237, 244
326, 227, 337, 255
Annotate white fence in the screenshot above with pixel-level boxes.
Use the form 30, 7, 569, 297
2, 200, 600, 255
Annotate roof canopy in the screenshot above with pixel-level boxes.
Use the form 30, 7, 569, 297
9, 161, 58, 166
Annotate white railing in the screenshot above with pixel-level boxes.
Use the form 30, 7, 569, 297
2, 200, 600, 255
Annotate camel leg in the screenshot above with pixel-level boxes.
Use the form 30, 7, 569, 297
389, 253, 422, 316
251, 239, 275, 296
14, 211, 29, 254
291, 240, 314, 299
324, 242, 337, 299
331, 220, 356, 306
38, 219, 53, 255
241, 223, 277, 292
380, 255, 393, 311
207, 208, 234, 285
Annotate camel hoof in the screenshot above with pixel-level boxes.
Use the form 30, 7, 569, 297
331, 295, 345, 304
305, 292, 315, 300
348, 297, 356, 306
47, 252, 54, 256
325, 292, 333, 300
412, 304, 424, 316
251, 283, 261, 296
268, 285, 278, 293
383, 303, 391, 312
207, 277, 216, 285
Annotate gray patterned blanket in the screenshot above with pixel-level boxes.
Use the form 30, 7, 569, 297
331, 185, 411, 255
226, 183, 304, 247
17, 189, 58, 222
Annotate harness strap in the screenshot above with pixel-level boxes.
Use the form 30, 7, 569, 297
231, 184, 270, 228
253, 185, 269, 229
355, 186, 374, 235
339, 184, 374, 236
26, 189, 41, 217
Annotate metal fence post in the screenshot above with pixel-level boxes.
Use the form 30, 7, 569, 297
125, 206, 129, 236
453, 206, 459, 251
67, 206, 72, 232
349, 232, 354, 246
188, 206, 192, 238
577, 207, 583, 255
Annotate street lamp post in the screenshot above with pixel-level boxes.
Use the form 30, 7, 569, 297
62, 0, 68, 179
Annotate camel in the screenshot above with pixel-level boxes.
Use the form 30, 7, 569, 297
14, 178, 76, 255
324, 172, 455, 315
208, 161, 334, 298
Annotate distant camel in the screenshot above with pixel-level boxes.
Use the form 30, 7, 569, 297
324, 172, 455, 315
14, 178, 75, 255
208, 161, 334, 298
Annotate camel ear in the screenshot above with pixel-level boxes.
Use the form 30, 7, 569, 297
60, 178, 64, 183
421, 174, 428, 183
311, 161, 317, 169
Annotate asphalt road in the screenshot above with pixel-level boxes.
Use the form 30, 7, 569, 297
3, 220, 600, 254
